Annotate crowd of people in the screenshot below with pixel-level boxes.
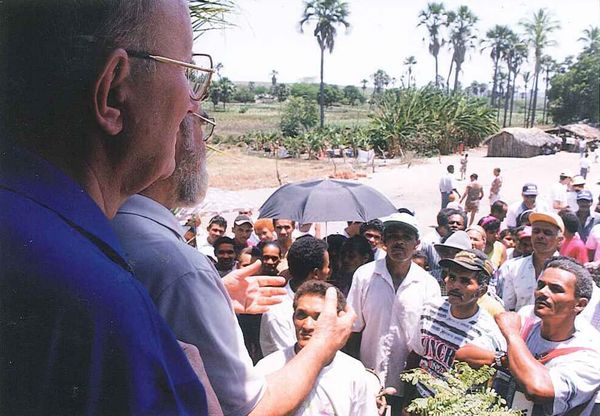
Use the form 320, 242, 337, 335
1, 1, 599, 415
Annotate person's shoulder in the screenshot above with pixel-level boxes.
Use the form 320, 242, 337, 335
354, 259, 379, 279
255, 347, 291, 373
334, 350, 368, 373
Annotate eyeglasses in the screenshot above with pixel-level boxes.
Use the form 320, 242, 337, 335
192, 111, 216, 142
126, 50, 214, 102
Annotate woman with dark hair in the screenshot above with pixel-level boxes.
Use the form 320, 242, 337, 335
478, 215, 507, 268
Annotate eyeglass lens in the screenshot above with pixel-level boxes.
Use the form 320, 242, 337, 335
187, 54, 212, 101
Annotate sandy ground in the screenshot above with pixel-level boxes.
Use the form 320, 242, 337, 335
189, 147, 598, 237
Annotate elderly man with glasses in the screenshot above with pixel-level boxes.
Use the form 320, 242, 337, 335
0, 0, 213, 413
112, 57, 355, 416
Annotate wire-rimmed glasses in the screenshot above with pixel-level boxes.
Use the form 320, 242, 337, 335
126, 50, 214, 102
192, 111, 216, 142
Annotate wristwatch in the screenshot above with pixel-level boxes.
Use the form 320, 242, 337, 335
494, 351, 507, 368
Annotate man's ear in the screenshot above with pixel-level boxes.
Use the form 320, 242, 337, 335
92, 49, 131, 136
574, 297, 589, 315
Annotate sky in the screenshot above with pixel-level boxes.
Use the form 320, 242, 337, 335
197, 0, 599, 92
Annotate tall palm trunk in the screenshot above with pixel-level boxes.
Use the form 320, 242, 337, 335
523, 84, 529, 127
502, 69, 512, 127
509, 75, 517, 126
542, 68, 550, 124
434, 55, 439, 87
446, 58, 454, 94
530, 69, 540, 127
491, 57, 499, 106
319, 45, 325, 128
452, 62, 461, 94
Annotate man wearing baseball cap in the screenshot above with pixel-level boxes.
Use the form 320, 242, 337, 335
232, 215, 255, 255
549, 170, 573, 212
500, 212, 564, 311
576, 189, 599, 243
346, 213, 441, 413
505, 183, 549, 229
407, 249, 506, 393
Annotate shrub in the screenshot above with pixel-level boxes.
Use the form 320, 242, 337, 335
280, 96, 318, 137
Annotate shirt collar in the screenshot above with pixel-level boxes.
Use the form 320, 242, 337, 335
117, 194, 186, 240
0, 143, 126, 256
373, 258, 420, 290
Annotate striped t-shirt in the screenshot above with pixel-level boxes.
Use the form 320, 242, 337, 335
409, 297, 506, 378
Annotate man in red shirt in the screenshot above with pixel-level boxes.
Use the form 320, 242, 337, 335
558, 210, 588, 264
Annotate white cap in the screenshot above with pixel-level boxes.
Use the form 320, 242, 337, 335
381, 212, 419, 238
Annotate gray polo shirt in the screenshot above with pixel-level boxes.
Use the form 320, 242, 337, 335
112, 195, 265, 416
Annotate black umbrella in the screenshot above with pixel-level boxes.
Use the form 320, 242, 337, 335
258, 179, 397, 223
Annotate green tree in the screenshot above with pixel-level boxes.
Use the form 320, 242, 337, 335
343, 85, 364, 105
360, 78, 369, 96
217, 77, 235, 109
549, 45, 600, 124
233, 86, 255, 103
280, 96, 318, 137
274, 83, 290, 102
270, 69, 279, 87
505, 37, 528, 126
520, 8, 560, 127
290, 83, 320, 101
578, 25, 600, 54
322, 84, 343, 107
299, 0, 350, 128
481, 24, 513, 106
418, 2, 446, 87
404, 55, 418, 87
371, 69, 391, 96
445, 6, 479, 94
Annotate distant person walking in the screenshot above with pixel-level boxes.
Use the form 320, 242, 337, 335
459, 153, 468, 181
460, 173, 484, 226
489, 168, 503, 205
439, 165, 460, 209
580, 153, 590, 179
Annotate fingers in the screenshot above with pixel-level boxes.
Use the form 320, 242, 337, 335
321, 286, 340, 317
254, 275, 286, 288
234, 259, 262, 278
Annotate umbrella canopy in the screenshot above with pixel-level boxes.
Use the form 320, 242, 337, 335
258, 179, 397, 223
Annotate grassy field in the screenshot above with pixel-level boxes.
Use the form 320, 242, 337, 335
204, 99, 549, 190
206, 101, 372, 140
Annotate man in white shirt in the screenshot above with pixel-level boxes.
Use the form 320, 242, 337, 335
346, 213, 441, 412
506, 183, 549, 229
496, 257, 600, 415
500, 212, 564, 311
439, 165, 460, 209
256, 280, 378, 416
260, 236, 331, 355
548, 170, 572, 212
197, 215, 227, 261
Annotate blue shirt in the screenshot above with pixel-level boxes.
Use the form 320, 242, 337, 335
0, 143, 207, 415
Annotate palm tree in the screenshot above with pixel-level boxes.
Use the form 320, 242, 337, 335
189, 0, 235, 39
299, 0, 350, 128
520, 8, 560, 127
360, 78, 368, 96
522, 71, 531, 127
578, 25, 600, 53
445, 6, 479, 94
417, 2, 446, 87
215, 62, 224, 80
404, 56, 417, 87
540, 55, 556, 124
270, 70, 279, 87
506, 39, 528, 126
481, 25, 512, 106
371, 69, 390, 96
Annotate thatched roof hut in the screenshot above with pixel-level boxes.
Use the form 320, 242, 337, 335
545, 123, 600, 141
484, 128, 562, 158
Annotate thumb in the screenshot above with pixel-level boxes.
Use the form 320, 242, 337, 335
321, 286, 339, 317
233, 259, 262, 279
